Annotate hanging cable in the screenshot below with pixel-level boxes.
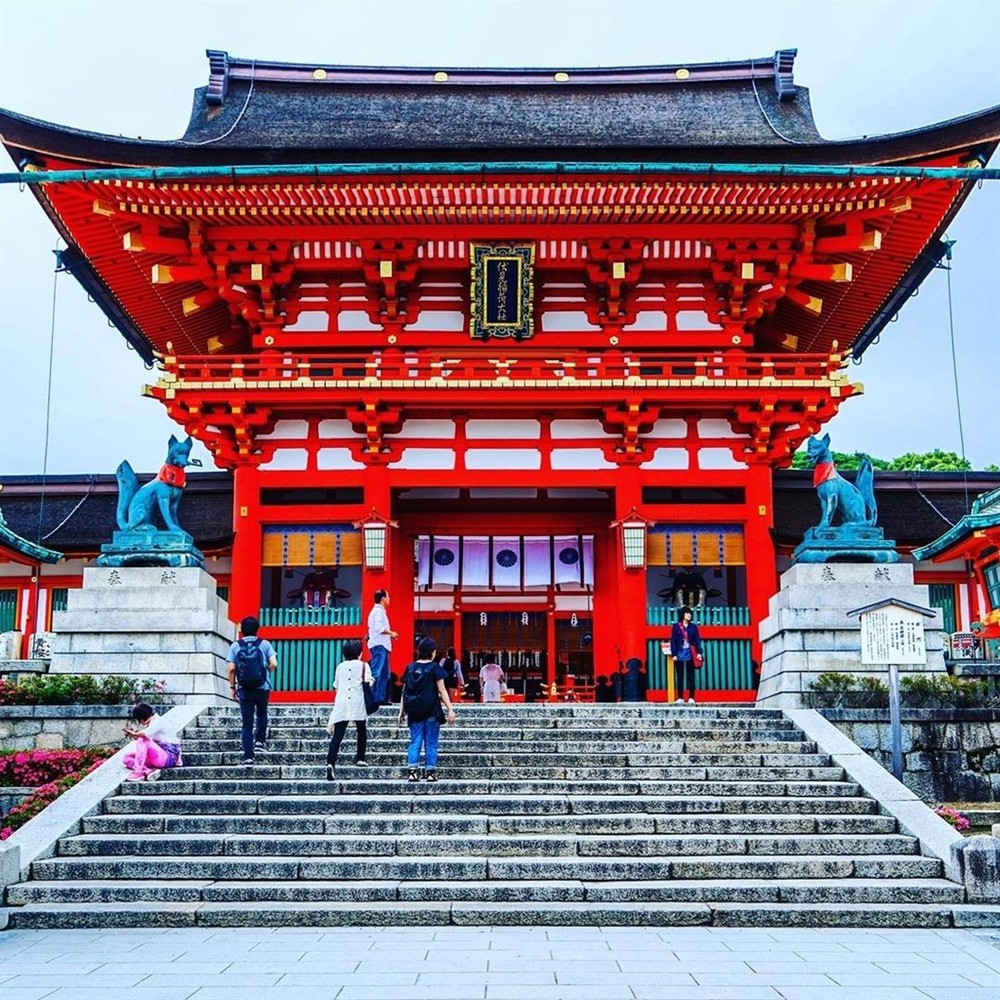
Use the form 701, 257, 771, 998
942, 239, 973, 514
183, 61, 257, 146
36, 240, 64, 544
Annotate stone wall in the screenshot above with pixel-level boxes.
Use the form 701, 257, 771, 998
0, 705, 141, 752
822, 708, 1000, 802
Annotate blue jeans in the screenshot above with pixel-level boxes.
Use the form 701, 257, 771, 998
369, 645, 390, 704
407, 717, 441, 770
238, 687, 270, 757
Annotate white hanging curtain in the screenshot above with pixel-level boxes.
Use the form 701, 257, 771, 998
582, 535, 594, 588
554, 535, 585, 586
462, 536, 490, 587
417, 537, 431, 587
491, 536, 522, 588
523, 536, 552, 587
430, 536, 460, 587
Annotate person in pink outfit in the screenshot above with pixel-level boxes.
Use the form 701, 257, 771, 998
122, 703, 182, 782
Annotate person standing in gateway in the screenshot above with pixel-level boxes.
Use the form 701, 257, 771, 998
366, 589, 397, 706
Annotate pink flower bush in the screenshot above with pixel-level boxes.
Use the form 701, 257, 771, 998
934, 805, 970, 831
0, 748, 111, 787
0, 757, 108, 840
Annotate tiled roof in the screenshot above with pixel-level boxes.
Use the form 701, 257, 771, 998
3, 470, 997, 558
0, 474, 233, 555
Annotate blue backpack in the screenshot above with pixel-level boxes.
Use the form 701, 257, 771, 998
234, 637, 268, 690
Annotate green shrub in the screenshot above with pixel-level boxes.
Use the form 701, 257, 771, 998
900, 673, 992, 709
0, 674, 166, 706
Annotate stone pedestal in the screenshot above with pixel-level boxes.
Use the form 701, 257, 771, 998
50, 566, 235, 703
757, 563, 944, 708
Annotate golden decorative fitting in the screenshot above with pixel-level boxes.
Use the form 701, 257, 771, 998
740, 262, 755, 280
250, 263, 264, 280
611, 261, 626, 280
675, 68, 690, 80
387, 334, 398, 344
434, 71, 449, 82
554, 72, 570, 82
379, 259, 394, 278
609, 335, 619, 346
313, 69, 328, 80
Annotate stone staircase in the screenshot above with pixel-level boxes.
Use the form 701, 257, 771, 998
2, 704, 986, 927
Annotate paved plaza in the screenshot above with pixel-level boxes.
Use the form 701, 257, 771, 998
1, 925, 999, 999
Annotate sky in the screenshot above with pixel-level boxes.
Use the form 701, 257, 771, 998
0, 0, 998, 476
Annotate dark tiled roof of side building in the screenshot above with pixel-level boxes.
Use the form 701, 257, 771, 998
0, 473, 234, 555
2, 469, 998, 558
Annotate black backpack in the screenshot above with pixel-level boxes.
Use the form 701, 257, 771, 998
234, 637, 268, 690
439, 656, 457, 683
403, 662, 439, 720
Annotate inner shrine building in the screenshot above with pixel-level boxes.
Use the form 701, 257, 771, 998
2, 49, 997, 700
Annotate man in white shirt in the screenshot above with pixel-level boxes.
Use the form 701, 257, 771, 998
367, 589, 397, 706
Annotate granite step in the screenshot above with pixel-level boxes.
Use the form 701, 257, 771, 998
82, 811, 897, 837
102, 793, 880, 816
4, 703, 981, 929
56, 831, 920, 859
28, 852, 944, 882
6, 876, 966, 907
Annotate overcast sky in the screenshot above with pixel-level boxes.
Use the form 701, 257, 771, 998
1, 0, 997, 476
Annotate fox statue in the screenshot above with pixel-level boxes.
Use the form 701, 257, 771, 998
805, 433, 877, 529
116, 435, 202, 534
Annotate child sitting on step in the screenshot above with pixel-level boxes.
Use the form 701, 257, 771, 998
122, 703, 182, 782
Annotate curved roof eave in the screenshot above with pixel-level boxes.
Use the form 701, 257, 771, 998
2, 103, 999, 170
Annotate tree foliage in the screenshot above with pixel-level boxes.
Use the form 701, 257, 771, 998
791, 448, 990, 472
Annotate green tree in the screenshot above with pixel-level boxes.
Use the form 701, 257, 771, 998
792, 447, 990, 472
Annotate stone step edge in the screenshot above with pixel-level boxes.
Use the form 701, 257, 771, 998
5, 900, 999, 929
0, 703, 211, 898
783, 709, 971, 885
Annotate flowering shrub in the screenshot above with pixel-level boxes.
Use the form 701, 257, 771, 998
0, 748, 112, 787
0, 674, 167, 705
0, 757, 108, 840
934, 805, 971, 831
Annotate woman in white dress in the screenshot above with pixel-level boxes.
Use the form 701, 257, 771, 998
479, 661, 506, 703
325, 638, 373, 780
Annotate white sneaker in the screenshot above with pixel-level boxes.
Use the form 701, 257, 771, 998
687, 698, 696, 705
675, 698, 685, 704
145, 769, 161, 782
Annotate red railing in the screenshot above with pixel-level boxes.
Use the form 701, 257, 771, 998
158, 349, 847, 390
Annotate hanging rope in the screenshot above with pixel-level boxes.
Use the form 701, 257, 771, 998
942, 239, 973, 515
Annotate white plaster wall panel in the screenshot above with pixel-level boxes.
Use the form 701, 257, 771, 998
283, 311, 329, 332
404, 310, 465, 332
550, 449, 616, 470
391, 449, 457, 470
337, 310, 382, 332
643, 448, 690, 469
698, 447, 747, 469
316, 448, 366, 470
466, 420, 540, 439
389, 420, 457, 440
257, 420, 309, 440
259, 449, 308, 471
645, 419, 688, 439
317, 419, 355, 438
550, 419, 613, 439
622, 311, 667, 332
465, 449, 541, 470
697, 419, 741, 439
540, 311, 601, 332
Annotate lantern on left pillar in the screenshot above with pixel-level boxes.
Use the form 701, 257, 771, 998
355, 509, 397, 570
611, 508, 653, 571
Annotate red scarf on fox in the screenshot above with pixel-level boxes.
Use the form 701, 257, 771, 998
157, 464, 187, 488
813, 461, 837, 487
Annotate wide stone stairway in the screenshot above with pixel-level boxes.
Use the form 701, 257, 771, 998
2, 704, 986, 927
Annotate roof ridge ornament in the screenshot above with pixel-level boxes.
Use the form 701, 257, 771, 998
774, 48, 797, 101
206, 49, 230, 107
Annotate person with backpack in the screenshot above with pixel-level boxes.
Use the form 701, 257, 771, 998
227, 615, 278, 765
439, 646, 464, 702
397, 636, 456, 783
